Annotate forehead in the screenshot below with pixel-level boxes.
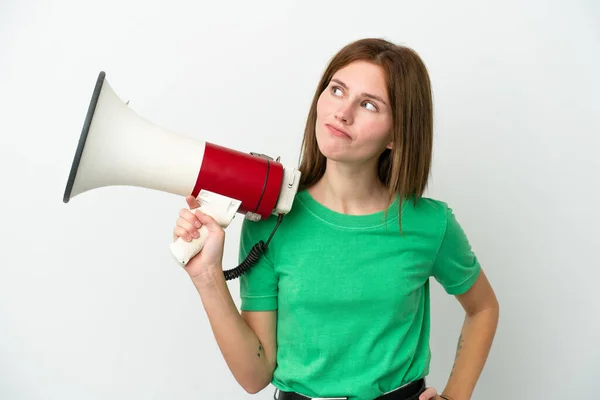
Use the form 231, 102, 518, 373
331, 61, 389, 98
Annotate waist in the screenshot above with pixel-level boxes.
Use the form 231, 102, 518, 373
274, 378, 426, 400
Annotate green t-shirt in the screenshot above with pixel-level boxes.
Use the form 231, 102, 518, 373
238, 189, 480, 400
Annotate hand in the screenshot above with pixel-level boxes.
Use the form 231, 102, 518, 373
419, 387, 444, 400
173, 195, 226, 281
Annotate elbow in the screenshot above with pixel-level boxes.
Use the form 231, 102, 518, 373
240, 369, 274, 395
469, 301, 499, 319
242, 379, 271, 395
243, 386, 261, 395
468, 300, 500, 329
488, 294, 500, 319
237, 358, 276, 394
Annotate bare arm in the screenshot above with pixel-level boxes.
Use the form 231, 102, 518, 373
173, 196, 277, 394
440, 269, 499, 400
193, 270, 277, 394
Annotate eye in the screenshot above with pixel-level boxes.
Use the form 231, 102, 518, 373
331, 86, 343, 97
362, 101, 378, 111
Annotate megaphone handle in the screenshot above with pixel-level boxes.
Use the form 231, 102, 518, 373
169, 225, 210, 266
169, 190, 241, 267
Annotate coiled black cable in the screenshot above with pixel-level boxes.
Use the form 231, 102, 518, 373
223, 213, 284, 281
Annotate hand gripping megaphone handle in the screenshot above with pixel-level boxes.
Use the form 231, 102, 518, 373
169, 190, 242, 266
170, 217, 210, 265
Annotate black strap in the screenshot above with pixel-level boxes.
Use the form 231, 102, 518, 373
275, 378, 425, 400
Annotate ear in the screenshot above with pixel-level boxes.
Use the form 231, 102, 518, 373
386, 131, 394, 150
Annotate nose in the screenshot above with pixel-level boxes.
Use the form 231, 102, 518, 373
334, 104, 353, 125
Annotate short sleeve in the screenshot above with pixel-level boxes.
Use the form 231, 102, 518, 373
432, 206, 481, 295
238, 218, 279, 311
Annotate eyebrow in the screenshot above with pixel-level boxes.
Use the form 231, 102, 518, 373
331, 78, 388, 107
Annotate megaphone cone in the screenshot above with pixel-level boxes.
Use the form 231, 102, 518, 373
64, 71, 209, 204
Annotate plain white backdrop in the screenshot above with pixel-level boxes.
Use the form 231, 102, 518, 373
1, 0, 599, 399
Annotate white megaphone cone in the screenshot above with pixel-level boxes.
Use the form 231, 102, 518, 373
63, 71, 301, 279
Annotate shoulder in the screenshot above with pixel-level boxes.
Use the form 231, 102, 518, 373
402, 195, 450, 227
240, 191, 306, 239
240, 213, 280, 241
412, 197, 475, 258
401, 196, 472, 247
404, 196, 448, 213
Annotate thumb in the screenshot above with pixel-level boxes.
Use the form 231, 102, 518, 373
418, 387, 438, 400
186, 195, 200, 209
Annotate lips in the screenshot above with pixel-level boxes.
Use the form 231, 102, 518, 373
325, 124, 352, 139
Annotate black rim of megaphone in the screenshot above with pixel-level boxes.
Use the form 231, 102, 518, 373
63, 71, 106, 203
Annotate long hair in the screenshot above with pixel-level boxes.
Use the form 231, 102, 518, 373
297, 38, 434, 230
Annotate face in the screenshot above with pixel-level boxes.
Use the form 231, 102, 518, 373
315, 60, 393, 165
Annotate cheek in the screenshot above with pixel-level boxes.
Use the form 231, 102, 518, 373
315, 94, 332, 142
358, 118, 392, 145
316, 92, 334, 120
315, 98, 324, 121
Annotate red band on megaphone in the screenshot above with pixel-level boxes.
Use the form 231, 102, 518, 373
192, 143, 283, 220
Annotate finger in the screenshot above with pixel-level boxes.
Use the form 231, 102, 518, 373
418, 387, 438, 400
179, 208, 202, 228
176, 218, 200, 239
195, 210, 223, 233
186, 195, 200, 209
173, 226, 193, 242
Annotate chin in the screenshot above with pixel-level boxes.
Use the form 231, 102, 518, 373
316, 132, 386, 168
316, 133, 358, 163
321, 150, 354, 163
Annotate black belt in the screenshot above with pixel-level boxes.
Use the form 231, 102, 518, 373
274, 378, 426, 400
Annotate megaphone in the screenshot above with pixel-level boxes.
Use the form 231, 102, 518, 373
63, 71, 301, 279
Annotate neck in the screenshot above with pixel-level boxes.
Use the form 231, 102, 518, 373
308, 159, 391, 215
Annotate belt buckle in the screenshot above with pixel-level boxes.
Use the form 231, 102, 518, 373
312, 398, 347, 400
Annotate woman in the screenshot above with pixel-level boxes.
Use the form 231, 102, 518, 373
173, 38, 499, 400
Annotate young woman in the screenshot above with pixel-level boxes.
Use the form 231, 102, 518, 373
173, 38, 499, 400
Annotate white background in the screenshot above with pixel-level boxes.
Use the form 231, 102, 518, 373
1, 0, 599, 399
